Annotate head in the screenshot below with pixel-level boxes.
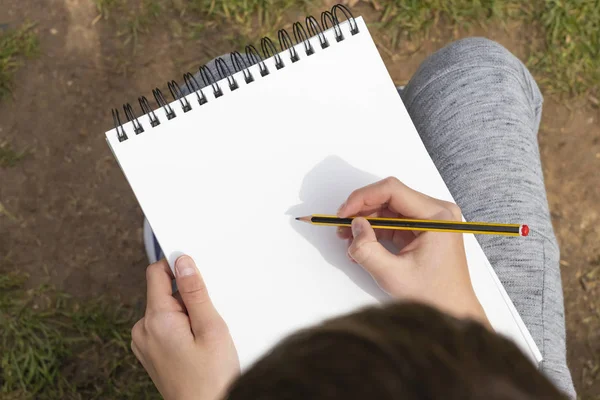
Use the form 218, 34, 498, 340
226, 302, 564, 400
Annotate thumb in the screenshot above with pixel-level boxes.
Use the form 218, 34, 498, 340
174, 255, 225, 339
348, 218, 397, 280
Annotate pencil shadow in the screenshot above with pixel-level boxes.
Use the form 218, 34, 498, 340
286, 156, 391, 303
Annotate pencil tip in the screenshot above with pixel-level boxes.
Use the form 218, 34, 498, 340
295, 216, 311, 223
295, 217, 300, 221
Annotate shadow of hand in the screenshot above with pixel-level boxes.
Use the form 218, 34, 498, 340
286, 155, 390, 302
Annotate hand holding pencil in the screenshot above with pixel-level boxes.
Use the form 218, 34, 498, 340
302, 177, 492, 327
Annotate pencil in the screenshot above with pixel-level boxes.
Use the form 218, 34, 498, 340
295, 214, 529, 237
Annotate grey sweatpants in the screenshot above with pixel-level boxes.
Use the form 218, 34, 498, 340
177, 37, 575, 397
399, 38, 574, 397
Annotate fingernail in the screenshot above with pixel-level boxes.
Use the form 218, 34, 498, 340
351, 219, 362, 237
337, 201, 347, 216
175, 256, 197, 277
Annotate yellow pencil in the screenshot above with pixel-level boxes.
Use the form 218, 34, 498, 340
295, 214, 529, 237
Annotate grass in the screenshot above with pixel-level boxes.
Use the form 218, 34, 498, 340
531, 0, 600, 96
0, 23, 38, 101
379, 0, 524, 45
119, 0, 163, 51
0, 270, 159, 398
93, 0, 120, 19
378, 0, 599, 97
0, 142, 28, 168
102, 0, 599, 98
93, 0, 162, 51
50, 0, 600, 98
189, 0, 314, 45
191, 0, 305, 26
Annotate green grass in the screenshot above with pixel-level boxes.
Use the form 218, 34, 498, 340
93, 0, 162, 51
0, 142, 28, 168
0, 23, 38, 101
190, 0, 313, 42
378, 0, 599, 97
0, 271, 159, 398
93, 0, 120, 19
119, 0, 163, 51
192, 0, 302, 25
90, 0, 600, 97
379, 0, 524, 45
531, 0, 600, 96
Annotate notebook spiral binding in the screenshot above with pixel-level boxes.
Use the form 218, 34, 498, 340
111, 4, 359, 142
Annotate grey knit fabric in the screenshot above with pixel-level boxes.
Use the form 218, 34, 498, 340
400, 37, 575, 398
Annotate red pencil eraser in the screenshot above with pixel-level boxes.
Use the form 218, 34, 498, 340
521, 225, 529, 237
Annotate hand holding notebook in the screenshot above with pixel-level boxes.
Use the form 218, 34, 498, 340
132, 256, 239, 400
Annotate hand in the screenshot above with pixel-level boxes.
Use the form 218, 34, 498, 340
131, 256, 240, 400
337, 177, 490, 326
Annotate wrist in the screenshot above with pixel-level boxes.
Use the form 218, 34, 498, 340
446, 295, 492, 330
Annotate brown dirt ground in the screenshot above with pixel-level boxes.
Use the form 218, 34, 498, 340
0, 0, 599, 397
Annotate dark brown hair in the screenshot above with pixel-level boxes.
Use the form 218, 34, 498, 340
226, 302, 565, 400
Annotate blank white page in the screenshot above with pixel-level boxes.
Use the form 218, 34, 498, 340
106, 17, 541, 368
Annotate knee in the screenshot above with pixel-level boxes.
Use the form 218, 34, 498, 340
404, 37, 542, 110
441, 37, 513, 63
425, 37, 526, 79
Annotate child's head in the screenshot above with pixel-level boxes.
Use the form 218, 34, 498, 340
226, 302, 564, 399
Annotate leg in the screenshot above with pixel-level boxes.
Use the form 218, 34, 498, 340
400, 38, 575, 397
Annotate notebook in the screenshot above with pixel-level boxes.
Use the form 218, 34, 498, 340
105, 6, 542, 369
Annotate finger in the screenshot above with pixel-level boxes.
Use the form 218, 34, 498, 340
131, 319, 147, 363
347, 218, 398, 280
347, 239, 357, 263
172, 290, 185, 309
146, 259, 176, 312
337, 226, 352, 239
338, 177, 461, 221
371, 207, 400, 241
336, 207, 399, 240
337, 226, 395, 241
131, 339, 144, 364
392, 229, 417, 250
174, 255, 225, 339
130, 339, 153, 377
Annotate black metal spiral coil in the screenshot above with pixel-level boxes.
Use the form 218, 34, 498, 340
183, 72, 207, 105
293, 22, 314, 56
215, 58, 239, 91
245, 44, 269, 77
168, 80, 192, 112
152, 88, 176, 120
123, 103, 144, 134
111, 4, 358, 142
138, 96, 160, 129
230, 51, 254, 83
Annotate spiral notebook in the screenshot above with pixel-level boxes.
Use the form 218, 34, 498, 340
105, 6, 542, 368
